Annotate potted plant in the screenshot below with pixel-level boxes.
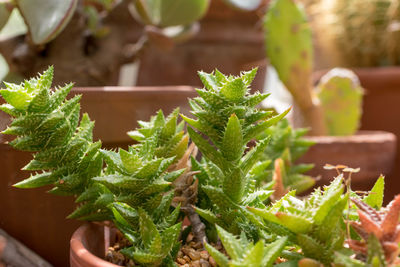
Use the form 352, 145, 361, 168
263, 0, 397, 190
2, 66, 400, 267
308, 0, 400, 201
0, 1, 208, 264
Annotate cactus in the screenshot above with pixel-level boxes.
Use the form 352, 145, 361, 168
265, 0, 326, 135
265, 0, 364, 136
316, 0, 400, 67
316, 68, 363, 136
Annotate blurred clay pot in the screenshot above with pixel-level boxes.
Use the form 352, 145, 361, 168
71, 86, 196, 147
70, 223, 118, 267
137, 0, 268, 92
298, 131, 397, 191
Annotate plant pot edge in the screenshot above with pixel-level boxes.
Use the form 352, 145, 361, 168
70, 223, 118, 267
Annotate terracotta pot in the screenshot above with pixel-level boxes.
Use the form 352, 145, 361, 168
72, 86, 196, 146
70, 223, 118, 267
137, 0, 268, 91
70, 218, 191, 267
314, 67, 400, 201
298, 131, 397, 191
0, 86, 196, 266
0, 144, 82, 267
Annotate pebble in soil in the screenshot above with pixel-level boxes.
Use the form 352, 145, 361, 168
105, 231, 224, 267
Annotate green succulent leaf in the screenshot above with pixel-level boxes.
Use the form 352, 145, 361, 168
131, 0, 210, 27
363, 175, 384, 209
16, 0, 78, 44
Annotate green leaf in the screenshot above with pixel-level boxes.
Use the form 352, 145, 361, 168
263, 236, 288, 267
0, 88, 32, 110
161, 222, 181, 253
119, 149, 141, 173
194, 207, 218, 224
205, 243, 229, 267
220, 77, 247, 102
296, 234, 328, 263
312, 176, 344, 225
363, 175, 384, 209
240, 137, 270, 174
187, 127, 227, 170
132, 0, 209, 27
129, 250, 164, 264
334, 252, 365, 267
13, 172, 56, 188
221, 114, 243, 161
92, 175, 148, 190
198, 71, 221, 91
222, 167, 245, 203
244, 107, 291, 142
202, 185, 237, 211
16, 0, 78, 44
240, 240, 265, 266
367, 235, 386, 266
112, 202, 139, 225
138, 208, 160, 248
215, 225, 243, 260
316, 194, 347, 244
275, 212, 312, 234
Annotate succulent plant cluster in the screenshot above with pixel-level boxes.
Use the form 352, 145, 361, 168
1, 67, 399, 266
265, 0, 364, 136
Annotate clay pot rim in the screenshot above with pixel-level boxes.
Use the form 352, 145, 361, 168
70, 223, 118, 267
72, 86, 195, 93
305, 130, 396, 144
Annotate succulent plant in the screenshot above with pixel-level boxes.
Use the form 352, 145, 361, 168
316, 68, 364, 136
257, 119, 315, 195
69, 108, 190, 221
0, 66, 103, 194
4, 67, 399, 266
248, 176, 348, 265
205, 225, 288, 267
265, 0, 364, 136
345, 195, 400, 265
112, 202, 182, 266
184, 68, 290, 235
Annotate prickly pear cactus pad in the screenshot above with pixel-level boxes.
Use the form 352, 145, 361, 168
265, 0, 314, 109
316, 68, 363, 136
